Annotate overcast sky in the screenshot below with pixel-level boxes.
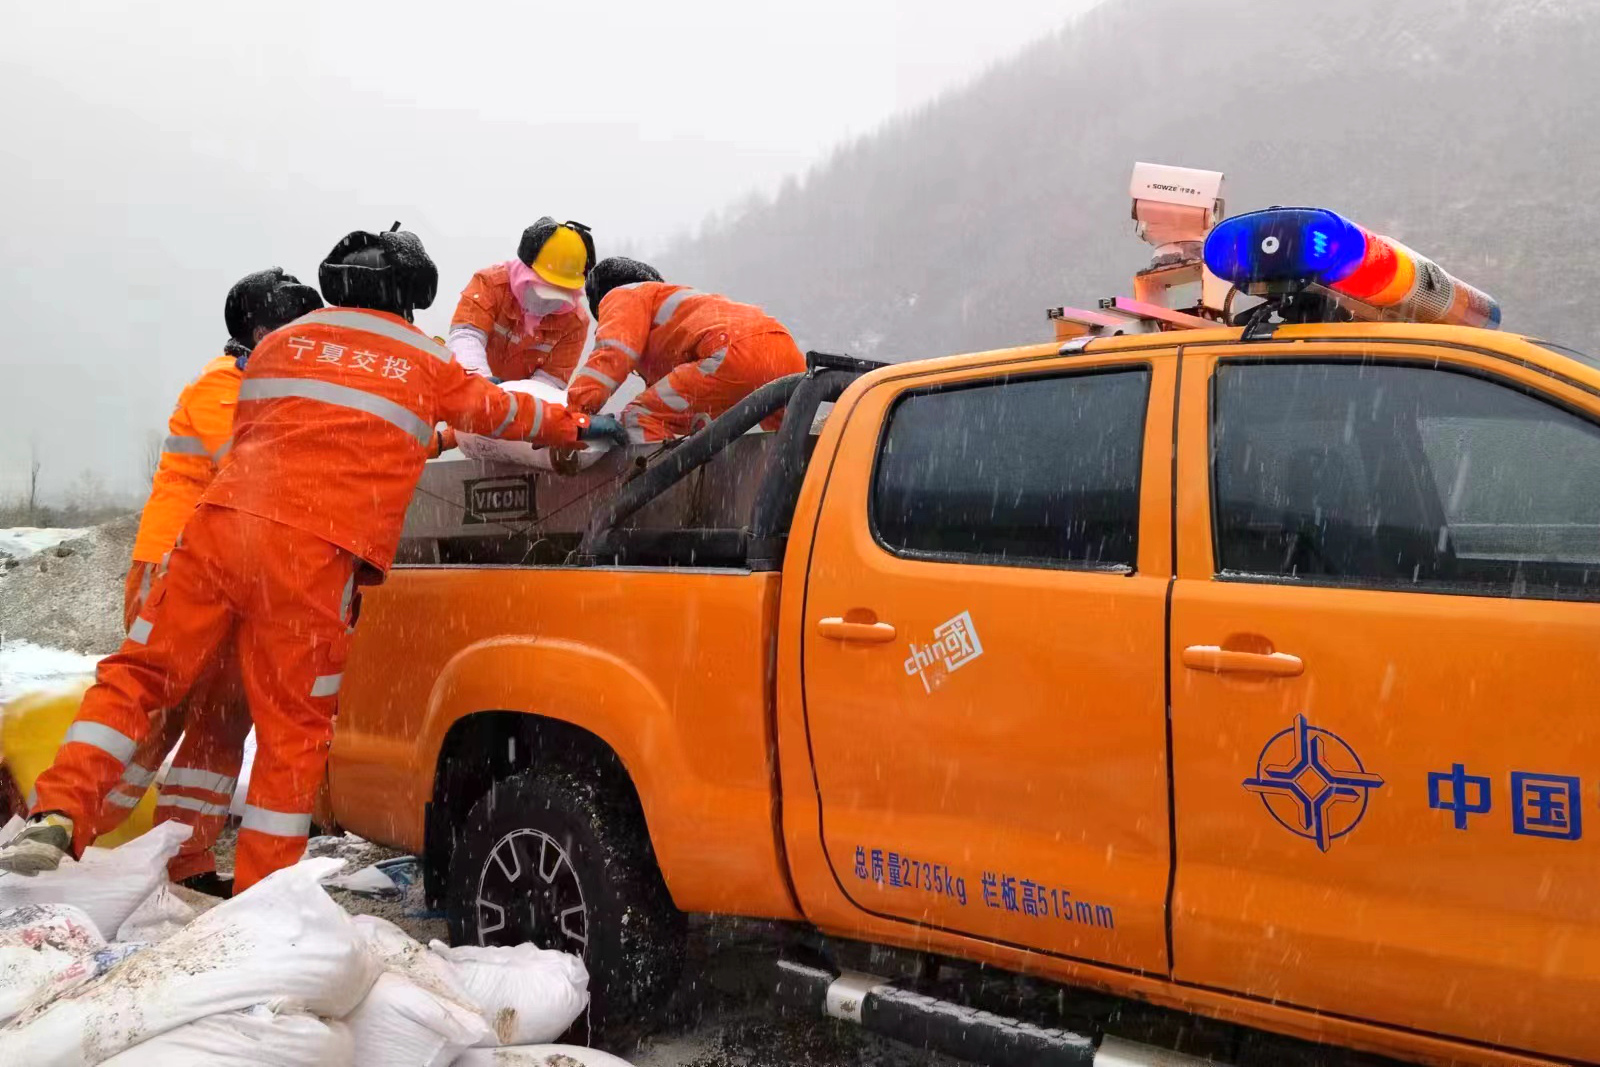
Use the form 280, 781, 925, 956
0, 0, 1103, 502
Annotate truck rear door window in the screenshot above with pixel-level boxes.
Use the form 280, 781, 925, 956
1213, 361, 1600, 600
871, 367, 1149, 570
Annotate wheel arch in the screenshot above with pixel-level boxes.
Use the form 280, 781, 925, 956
416, 637, 672, 908
414, 634, 799, 920
423, 708, 643, 909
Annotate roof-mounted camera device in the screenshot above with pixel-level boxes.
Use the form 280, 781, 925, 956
1048, 165, 1504, 351
1049, 163, 1231, 346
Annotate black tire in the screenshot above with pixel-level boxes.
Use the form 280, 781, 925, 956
446, 767, 685, 1036
0, 766, 24, 823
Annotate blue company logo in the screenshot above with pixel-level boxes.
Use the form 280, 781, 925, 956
1243, 715, 1385, 851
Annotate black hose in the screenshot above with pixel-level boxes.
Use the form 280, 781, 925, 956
747, 371, 857, 568
579, 372, 807, 557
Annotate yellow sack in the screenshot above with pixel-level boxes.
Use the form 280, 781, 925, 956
1, 682, 156, 846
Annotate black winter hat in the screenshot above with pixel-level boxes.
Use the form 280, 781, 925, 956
517, 217, 596, 276
224, 268, 323, 346
585, 256, 663, 318
318, 224, 438, 321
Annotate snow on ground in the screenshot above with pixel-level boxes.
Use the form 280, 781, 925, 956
0, 528, 88, 562
0, 516, 139, 655
0, 639, 101, 703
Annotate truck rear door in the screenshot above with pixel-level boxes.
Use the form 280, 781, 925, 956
1168, 339, 1600, 1063
799, 345, 1177, 974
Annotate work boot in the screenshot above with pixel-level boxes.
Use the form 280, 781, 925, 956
179, 870, 234, 899
0, 813, 74, 875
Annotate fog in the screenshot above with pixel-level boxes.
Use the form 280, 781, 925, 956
665, 0, 1600, 372
0, 0, 1100, 501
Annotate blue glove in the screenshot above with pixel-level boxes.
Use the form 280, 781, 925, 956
577, 414, 629, 450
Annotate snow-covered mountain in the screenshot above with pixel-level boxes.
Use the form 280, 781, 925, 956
662, 0, 1600, 359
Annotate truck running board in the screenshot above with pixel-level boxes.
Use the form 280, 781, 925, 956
775, 960, 1227, 1067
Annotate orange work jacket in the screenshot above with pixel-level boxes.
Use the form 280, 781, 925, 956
451, 263, 589, 383
567, 283, 789, 413
132, 353, 242, 564
203, 307, 581, 572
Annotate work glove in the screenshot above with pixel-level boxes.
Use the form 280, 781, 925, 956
576, 414, 630, 451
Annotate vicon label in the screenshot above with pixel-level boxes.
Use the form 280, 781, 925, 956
464, 476, 536, 524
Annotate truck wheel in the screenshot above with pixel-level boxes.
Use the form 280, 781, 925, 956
0, 766, 24, 822
447, 767, 685, 1035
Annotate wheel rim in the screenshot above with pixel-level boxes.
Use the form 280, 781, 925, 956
474, 828, 588, 955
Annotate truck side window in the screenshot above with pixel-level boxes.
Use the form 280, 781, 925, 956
1213, 361, 1600, 600
872, 367, 1149, 570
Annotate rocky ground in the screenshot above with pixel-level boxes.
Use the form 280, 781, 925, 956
0, 517, 138, 655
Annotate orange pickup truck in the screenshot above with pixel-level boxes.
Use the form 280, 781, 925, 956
328, 320, 1600, 1067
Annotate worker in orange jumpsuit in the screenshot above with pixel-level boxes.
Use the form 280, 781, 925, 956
447, 218, 594, 389
568, 258, 807, 441
97, 269, 323, 896
1, 225, 626, 890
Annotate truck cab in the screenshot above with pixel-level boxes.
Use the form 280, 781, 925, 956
328, 198, 1600, 1066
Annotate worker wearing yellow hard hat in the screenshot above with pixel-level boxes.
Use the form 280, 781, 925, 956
442, 218, 596, 405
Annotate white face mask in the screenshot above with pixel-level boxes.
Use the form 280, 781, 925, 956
517, 280, 580, 319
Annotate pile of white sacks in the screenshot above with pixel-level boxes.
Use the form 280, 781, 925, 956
0, 819, 632, 1067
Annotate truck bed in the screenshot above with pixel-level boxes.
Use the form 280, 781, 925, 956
396, 434, 787, 567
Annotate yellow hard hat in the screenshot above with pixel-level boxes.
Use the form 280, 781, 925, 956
519, 219, 593, 291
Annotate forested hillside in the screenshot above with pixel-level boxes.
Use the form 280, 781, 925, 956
663, 0, 1600, 359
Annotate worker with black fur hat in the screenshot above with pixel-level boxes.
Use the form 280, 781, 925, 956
4, 226, 625, 891
95, 267, 322, 896
571, 257, 806, 441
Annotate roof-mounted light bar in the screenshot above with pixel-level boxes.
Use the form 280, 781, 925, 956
1203, 207, 1501, 329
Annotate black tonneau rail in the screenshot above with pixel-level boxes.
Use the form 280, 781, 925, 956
581, 353, 877, 571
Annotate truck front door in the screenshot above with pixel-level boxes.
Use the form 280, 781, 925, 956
800, 347, 1176, 974
1169, 341, 1600, 1063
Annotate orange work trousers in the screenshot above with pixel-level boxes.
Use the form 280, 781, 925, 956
623, 331, 806, 442
95, 562, 252, 881
35, 505, 356, 892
